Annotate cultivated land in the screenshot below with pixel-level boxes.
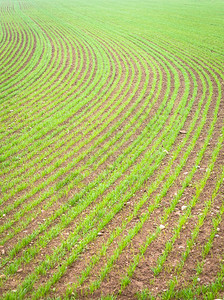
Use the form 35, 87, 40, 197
0, 0, 224, 299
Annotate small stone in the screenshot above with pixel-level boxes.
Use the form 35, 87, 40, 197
2, 214, 5, 217
1, 249, 5, 255
160, 225, 165, 230
17, 269, 23, 273
179, 130, 187, 134
215, 234, 219, 238
98, 232, 103, 236
181, 205, 187, 211
179, 246, 184, 249
197, 278, 200, 282
217, 228, 220, 232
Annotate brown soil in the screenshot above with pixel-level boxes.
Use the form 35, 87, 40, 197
0, 9, 223, 300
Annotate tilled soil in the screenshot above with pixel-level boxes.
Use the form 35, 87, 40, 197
0, 1, 223, 299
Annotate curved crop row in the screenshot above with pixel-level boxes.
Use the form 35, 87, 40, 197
0, 0, 223, 299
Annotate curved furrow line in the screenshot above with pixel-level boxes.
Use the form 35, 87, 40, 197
0, 19, 32, 84
15, 62, 197, 298
99, 40, 223, 298
0, 21, 50, 99
0, 24, 150, 202
0, 19, 62, 120
0, 38, 193, 298
0, 49, 124, 225
0, 44, 88, 165
1, 42, 201, 296
0, 11, 89, 117
0, 6, 131, 129
0, 74, 163, 251
0, 16, 13, 55
0, 44, 141, 272
159, 145, 224, 299
0, 19, 6, 46
0, 12, 200, 252
1, 23, 142, 172
53, 31, 219, 292
157, 165, 224, 298
0, 34, 79, 127
0, 44, 142, 247
120, 141, 223, 299
0, 30, 187, 244
0, 24, 100, 153
61, 42, 210, 296
0, 28, 180, 220
0, 20, 69, 111
0, 9, 22, 70
0, 34, 177, 268
150, 124, 223, 278
0, 29, 23, 87
0, 41, 56, 129
116, 38, 223, 284
0, 11, 107, 122
0, 27, 123, 206
1, 1, 223, 298
0, 26, 33, 86
0, 21, 133, 171
0, 34, 114, 186
0, 31, 146, 230
78, 71, 222, 300
143, 42, 224, 296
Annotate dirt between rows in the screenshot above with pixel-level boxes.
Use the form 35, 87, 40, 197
0, 33, 161, 234
0, 41, 166, 285
55, 71, 223, 299
0, 22, 224, 300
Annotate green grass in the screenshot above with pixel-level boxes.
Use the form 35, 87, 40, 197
0, 0, 223, 299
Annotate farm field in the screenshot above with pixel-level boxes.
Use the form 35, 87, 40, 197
0, 0, 224, 298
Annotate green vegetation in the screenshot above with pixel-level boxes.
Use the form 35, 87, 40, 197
0, 0, 223, 299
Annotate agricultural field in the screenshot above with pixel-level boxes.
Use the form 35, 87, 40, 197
0, 0, 224, 298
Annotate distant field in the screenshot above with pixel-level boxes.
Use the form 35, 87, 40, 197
0, 0, 223, 298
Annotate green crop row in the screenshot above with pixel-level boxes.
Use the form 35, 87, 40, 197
1, 32, 208, 298
1, 0, 223, 298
